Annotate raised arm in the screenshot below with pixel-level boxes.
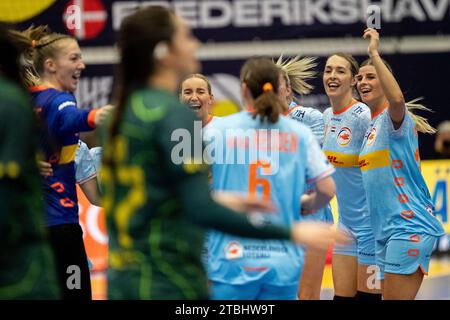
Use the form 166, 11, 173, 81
363, 28, 406, 126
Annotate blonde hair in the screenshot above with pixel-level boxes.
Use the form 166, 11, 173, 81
275, 55, 317, 95
405, 97, 436, 134
9, 25, 74, 86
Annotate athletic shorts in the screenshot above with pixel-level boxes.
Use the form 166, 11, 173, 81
375, 232, 438, 280
333, 221, 376, 266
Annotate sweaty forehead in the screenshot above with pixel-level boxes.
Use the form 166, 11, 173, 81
358, 65, 376, 74
55, 38, 80, 56
325, 55, 350, 70
182, 77, 208, 90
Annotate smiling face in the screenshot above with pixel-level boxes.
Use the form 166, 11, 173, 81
356, 65, 384, 108
180, 76, 214, 119
323, 55, 356, 100
47, 38, 85, 92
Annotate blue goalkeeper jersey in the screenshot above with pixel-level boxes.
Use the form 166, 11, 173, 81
359, 108, 444, 240
30, 86, 97, 226
206, 110, 334, 285
322, 101, 371, 229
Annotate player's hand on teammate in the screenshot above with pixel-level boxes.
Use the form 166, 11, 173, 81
212, 191, 277, 214
38, 160, 53, 178
94, 104, 114, 126
363, 27, 380, 57
300, 193, 317, 216
291, 221, 350, 250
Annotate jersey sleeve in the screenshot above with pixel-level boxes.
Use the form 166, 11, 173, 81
75, 141, 97, 185
387, 107, 411, 139
89, 147, 103, 173
46, 92, 96, 136
158, 103, 291, 240
307, 109, 325, 145
305, 129, 335, 185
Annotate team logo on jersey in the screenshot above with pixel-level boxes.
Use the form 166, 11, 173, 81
225, 241, 244, 260
331, 125, 336, 133
367, 128, 377, 146
337, 127, 352, 146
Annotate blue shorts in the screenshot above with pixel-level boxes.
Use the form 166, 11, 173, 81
210, 281, 298, 300
375, 232, 438, 280
302, 204, 334, 223
333, 221, 376, 265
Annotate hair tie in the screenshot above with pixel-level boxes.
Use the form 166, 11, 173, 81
263, 82, 273, 92
31, 40, 37, 48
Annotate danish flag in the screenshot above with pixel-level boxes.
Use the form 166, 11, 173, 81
63, 0, 107, 41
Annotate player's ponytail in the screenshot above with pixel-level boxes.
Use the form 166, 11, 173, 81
240, 57, 283, 124
405, 98, 436, 134
275, 55, 317, 96
361, 58, 435, 134
9, 25, 73, 87
108, 6, 176, 166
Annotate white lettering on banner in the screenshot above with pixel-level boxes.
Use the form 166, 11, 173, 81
75, 76, 113, 109
173, 1, 198, 28
234, 0, 259, 27
200, 1, 232, 28
260, 0, 291, 26
330, 0, 361, 24
393, 0, 427, 22
112, 0, 450, 30
422, 0, 449, 20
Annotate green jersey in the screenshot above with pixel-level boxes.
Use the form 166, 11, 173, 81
104, 88, 290, 299
0, 77, 59, 299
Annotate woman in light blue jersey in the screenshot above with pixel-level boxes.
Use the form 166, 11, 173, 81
356, 28, 444, 300
276, 56, 334, 300
322, 53, 381, 300
207, 57, 339, 300
179, 73, 217, 127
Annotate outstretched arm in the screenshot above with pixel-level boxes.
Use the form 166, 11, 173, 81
364, 28, 406, 127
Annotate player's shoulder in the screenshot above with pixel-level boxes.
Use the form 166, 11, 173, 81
322, 106, 332, 117
349, 102, 371, 118
43, 89, 77, 112
281, 114, 315, 138
210, 111, 247, 129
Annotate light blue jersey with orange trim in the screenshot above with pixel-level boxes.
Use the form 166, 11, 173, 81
323, 101, 371, 228
286, 101, 324, 144
206, 111, 334, 285
286, 102, 333, 223
359, 109, 444, 240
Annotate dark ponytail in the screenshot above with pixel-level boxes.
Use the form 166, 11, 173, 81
240, 58, 283, 124
106, 6, 176, 165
